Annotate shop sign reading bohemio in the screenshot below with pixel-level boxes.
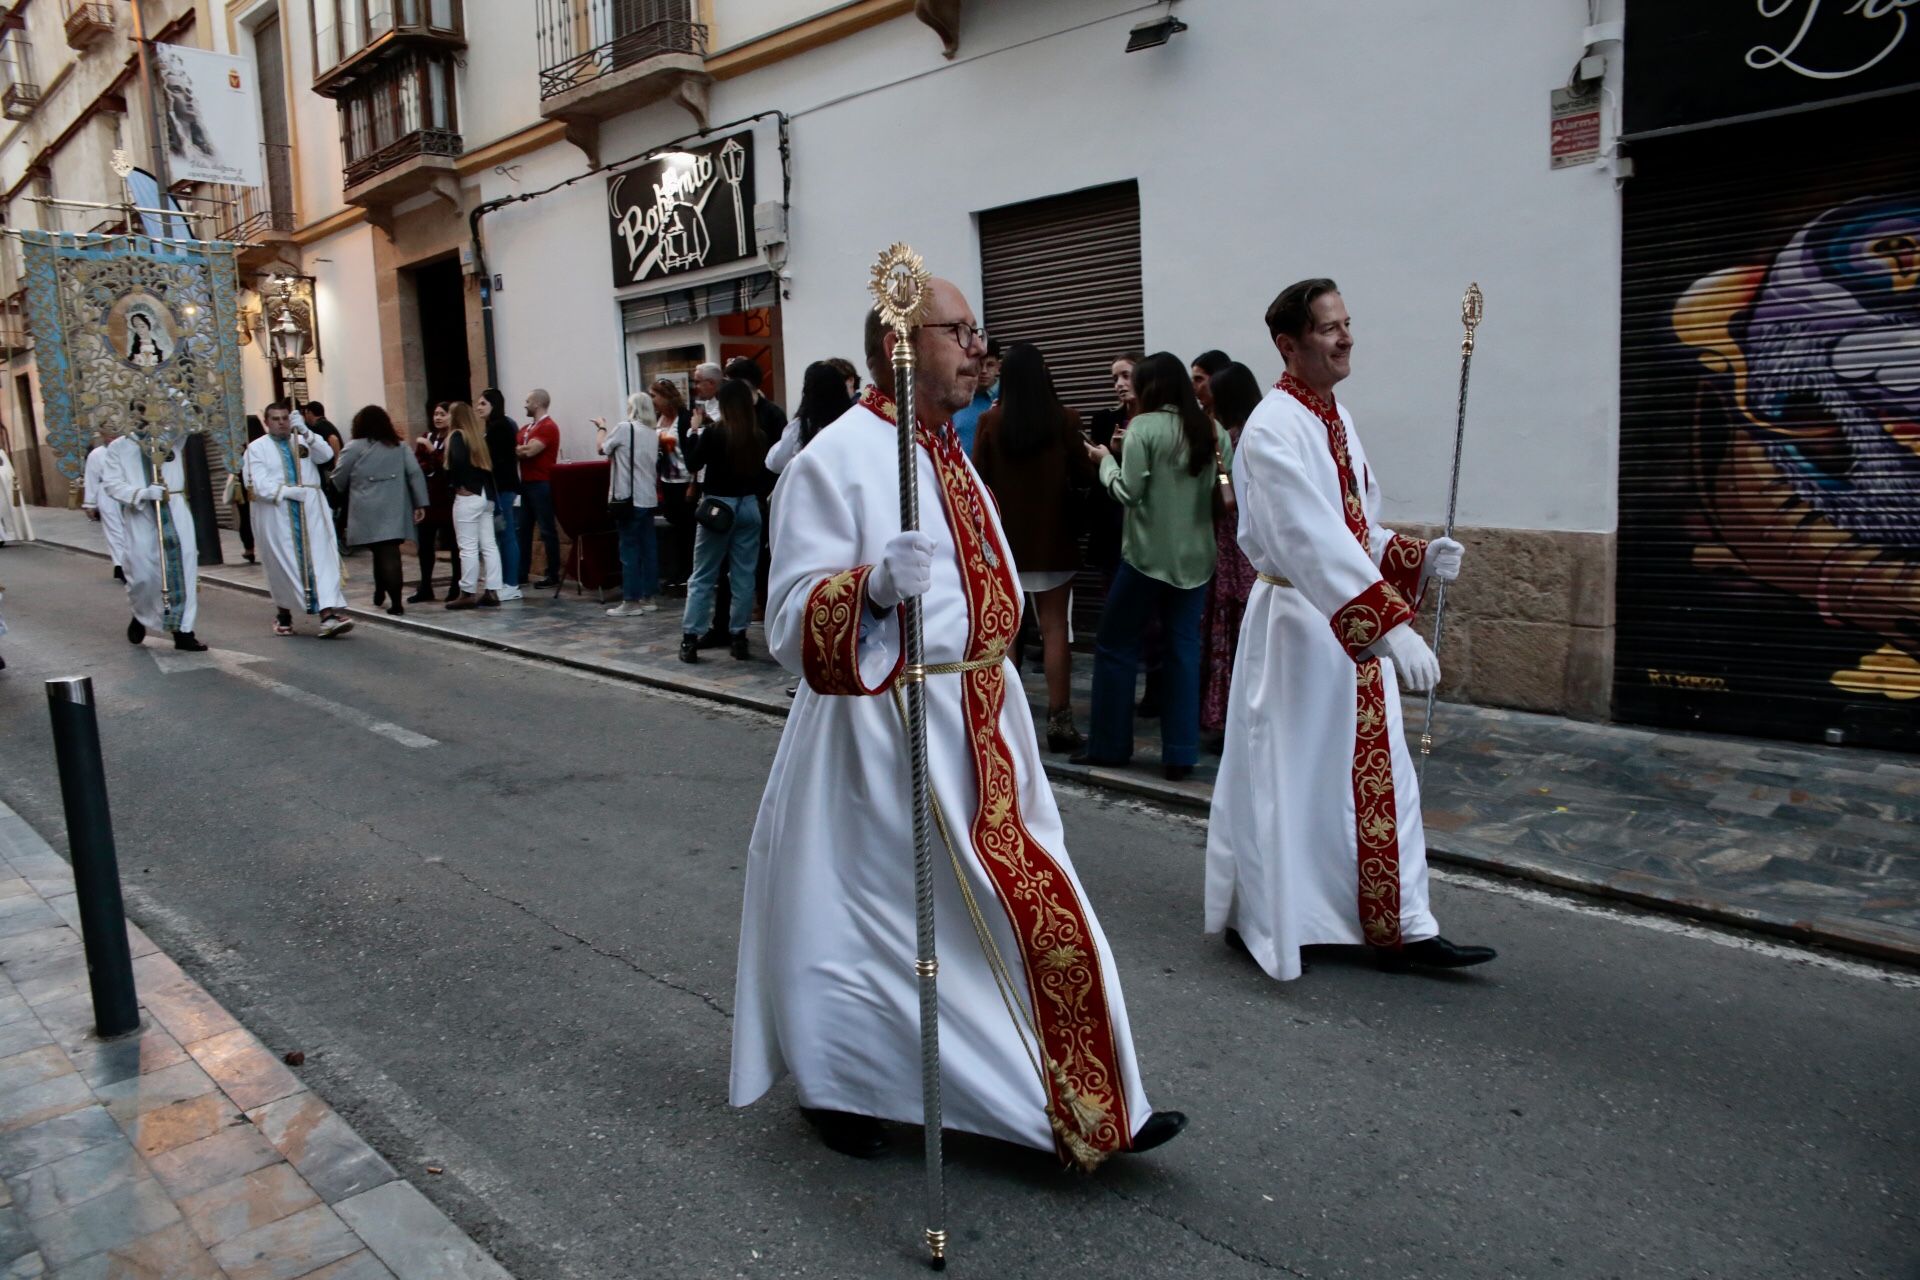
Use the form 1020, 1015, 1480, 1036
606, 133, 757, 287
1624, 0, 1920, 135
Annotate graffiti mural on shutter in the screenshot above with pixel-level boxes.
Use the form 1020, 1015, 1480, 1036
1616, 107, 1920, 750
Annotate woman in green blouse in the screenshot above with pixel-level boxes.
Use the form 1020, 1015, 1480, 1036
1076, 352, 1233, 780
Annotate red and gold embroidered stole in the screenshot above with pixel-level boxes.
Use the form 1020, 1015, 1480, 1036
1276, 373, 1419, 949
807, 385, 1132, 1165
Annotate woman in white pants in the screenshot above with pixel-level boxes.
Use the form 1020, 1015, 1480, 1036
443, 402, 503, 610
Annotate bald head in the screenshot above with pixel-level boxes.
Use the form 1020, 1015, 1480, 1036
881, 277, 983, 419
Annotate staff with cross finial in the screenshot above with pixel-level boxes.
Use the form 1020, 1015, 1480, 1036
1417, 283, 1484, 785
869, 243, 948, 1270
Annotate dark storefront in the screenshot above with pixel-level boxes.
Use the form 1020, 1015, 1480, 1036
1614, 6, 1920, 750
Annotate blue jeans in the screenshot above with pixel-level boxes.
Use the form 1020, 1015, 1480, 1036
519, 480, 559, 583
494, 491, 521, 590
681, 495, 761, 636
614, 506, 659, 600
1088, 560, 1208, 766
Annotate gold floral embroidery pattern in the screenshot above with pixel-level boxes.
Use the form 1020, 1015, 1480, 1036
1279, 374, 1409, 951
1380, 533, 1430, 608
801, 565, 901, 696
921, 421, 1131, 1165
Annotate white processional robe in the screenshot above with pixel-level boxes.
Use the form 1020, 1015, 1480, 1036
100, 435, 198, 632
731, 387, 1152, 1167
83, 445, 129, 568
245, 433, 346, 615
0, 448, 24, 542
1205, 377, 1440, 981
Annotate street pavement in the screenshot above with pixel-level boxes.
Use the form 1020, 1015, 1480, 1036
29, 505, 1920, 966
0, 543, 1916, 1279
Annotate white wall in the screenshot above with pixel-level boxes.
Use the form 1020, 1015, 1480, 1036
465, 0, 1625, 531
709, 0, 851, 53
305, 221, 383, 415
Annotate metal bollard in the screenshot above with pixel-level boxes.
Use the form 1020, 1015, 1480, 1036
44, 677, 140, 1038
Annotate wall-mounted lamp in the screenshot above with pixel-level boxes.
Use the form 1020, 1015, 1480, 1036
1125, 13, 1187, 52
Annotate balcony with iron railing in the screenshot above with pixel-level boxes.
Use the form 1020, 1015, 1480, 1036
61, 0, 116, 50
313, 0, 464, 98
536, 0, 710, 163
1, 34, 41, 121
336, 51, 463, 216
212, 144, 298, 264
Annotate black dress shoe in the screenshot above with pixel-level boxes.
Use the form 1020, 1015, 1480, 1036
800, 1107, 887, 1158
1068, 751, 1128, 768
1163, 763, 1193, 782
127, 618, 146, 645
407, 586, 435, 603
697, 627, 726, 650
172, 631, 208, 652
533, 577, 561, 589
1127, 1110, 1188, 1153
1373, 936, 1497, 973
1223, 927, 1251, 956
730, 631, 750, 660
113, 565, 125, 581
679, 633, 701, 664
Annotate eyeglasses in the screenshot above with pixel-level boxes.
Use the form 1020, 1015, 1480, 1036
922, 321, 988, 351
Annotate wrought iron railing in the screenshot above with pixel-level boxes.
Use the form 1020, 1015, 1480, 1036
61, 0, 116, 49
343, 128, 462, 188
536, 0, 706, 100
0, 34, 41, 120
214, 144, 298, 242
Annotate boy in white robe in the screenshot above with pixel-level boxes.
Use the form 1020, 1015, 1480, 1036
83, 434, 129, 579
101, 429, 206, 650
244, 403, 351, 638
732, 282, 1185, 1168
1205, 277, 1494, 980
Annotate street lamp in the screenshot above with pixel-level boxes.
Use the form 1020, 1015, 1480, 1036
269, 306, 309, 364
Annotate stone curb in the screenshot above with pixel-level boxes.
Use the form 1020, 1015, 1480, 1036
0, 795, 515, 1279
47, 538, 1920, 971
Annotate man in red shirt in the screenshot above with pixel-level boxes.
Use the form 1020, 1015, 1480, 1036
515, 388, 563, 587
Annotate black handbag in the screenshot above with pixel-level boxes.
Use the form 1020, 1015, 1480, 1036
694, 495, 734, 533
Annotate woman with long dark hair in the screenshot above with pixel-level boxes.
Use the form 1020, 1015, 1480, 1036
478, 388, 523, 600
1190, 348, 1232, 416
329, 406, 427, 616
1077, 351, 1233, 779
766, 361, 854, 474
651, 378, 696, 592
408, 401, 458, 601
971, 342, 1093, 750
1199, 361, 1263, 742
678, 379, 770, 663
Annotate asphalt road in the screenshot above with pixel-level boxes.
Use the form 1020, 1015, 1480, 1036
1, 542, 1915, 1280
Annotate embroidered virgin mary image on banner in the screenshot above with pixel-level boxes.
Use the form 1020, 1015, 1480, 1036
18, 231, 247, 483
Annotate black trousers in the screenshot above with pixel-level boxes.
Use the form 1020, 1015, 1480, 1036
236, 502, 255, 555
369, 540, 405, 605
416, 520, 461, 588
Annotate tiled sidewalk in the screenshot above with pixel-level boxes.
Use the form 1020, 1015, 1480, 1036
22, 509, 1920, 965
0, 800, 510, 1279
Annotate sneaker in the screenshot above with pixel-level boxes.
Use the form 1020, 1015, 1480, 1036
318, 615, 355, 638
607, 603, 637, 617
633, 599, 659, 613
495, 586, 524, 601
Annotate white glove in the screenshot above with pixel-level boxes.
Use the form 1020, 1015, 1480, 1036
867, 531, 936, 610
137, 485, 165, 505
1377, 623, 1440, 693
1424, 536, 1464, 584
279, 486, 304, 502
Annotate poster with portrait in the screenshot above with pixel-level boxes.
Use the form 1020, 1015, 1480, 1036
19, 232, 248, 481
154, 43, 263, 189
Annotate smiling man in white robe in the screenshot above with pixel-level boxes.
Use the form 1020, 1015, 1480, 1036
731, 281, 1185, 1168
1206, 277, 1495, 980
245, 402, 352, 638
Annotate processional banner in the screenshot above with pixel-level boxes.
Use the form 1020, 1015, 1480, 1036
19, 232, 247, 482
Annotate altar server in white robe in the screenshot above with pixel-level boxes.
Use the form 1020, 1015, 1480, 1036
1206, 277, 1495, 980
0, 441, 26, 544
83, 434, 129, 578
245, 402, 352, 638
732, 281, 1185, 1168
100, 429, 205, 650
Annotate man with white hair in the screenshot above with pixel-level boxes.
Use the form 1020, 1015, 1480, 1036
515, 388, 562, 587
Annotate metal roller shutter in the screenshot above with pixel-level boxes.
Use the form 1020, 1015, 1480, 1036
1616, 103, 1920, 750
979, 181, 1143, 419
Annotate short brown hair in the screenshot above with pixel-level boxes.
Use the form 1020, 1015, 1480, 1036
1265, 278, 1339, 340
